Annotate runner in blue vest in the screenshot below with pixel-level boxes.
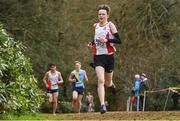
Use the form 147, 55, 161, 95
69, 61, 88, 114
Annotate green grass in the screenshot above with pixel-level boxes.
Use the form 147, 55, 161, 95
1, 111, 180, 120
0, 113, 45, 120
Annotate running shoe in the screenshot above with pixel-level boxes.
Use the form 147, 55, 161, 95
100, 104, 107, 114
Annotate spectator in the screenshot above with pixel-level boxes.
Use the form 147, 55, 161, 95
86, 92, 94, 112
139, 73, 149, 110
134, 74, 141, 111
171, 91, 179, 110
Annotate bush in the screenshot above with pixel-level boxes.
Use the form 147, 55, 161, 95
0, 24, 43, 114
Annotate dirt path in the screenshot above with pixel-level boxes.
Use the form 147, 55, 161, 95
43, 111, 180, 120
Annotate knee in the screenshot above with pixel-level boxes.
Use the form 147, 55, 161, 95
98, 78, 105, 85
49, 99, 53, 103
78, 100, 82, 105
52, 97, 57, 103
73, 91, 78, 100
48, 95, 53, 103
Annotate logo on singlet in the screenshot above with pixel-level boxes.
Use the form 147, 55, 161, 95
95, 39, 105, 47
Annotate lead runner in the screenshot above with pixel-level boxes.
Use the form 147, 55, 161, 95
88, 4, 121, 114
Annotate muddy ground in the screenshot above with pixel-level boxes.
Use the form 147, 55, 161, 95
43, 111, 180, 120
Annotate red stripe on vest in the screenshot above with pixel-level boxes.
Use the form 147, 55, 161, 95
106, 33, 115, 53
47, 80, 51, 89
93, 44, 97, 56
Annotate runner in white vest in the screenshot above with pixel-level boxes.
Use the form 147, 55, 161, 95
43, 64, 63, 115
88, 4, 121, 114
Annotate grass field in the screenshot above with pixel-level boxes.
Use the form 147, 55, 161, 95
1, 111, 180, 120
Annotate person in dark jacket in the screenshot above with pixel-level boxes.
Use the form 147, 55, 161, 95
139, 73, 149, 110
171, 91, 179, 110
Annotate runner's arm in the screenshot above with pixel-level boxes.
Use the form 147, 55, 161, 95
43, 72, 48, 88
99, 22, 121, 44
88, 23, 97, 48
108, 22, 121, 44
58, 72, 63, 84
84, 71, 88, 82
69, 73, 76, 82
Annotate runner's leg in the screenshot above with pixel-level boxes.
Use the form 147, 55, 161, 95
72, 91, 78, 108
52, 91, 58, 114
96, 66, 105, 105
105, 71, 116, 94
105, 72, 114, 87
77, 94, 83, 113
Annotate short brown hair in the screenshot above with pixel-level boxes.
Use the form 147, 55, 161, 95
97, 4, 111, 14
74, 61, 81, 65
49, 63, 56, 69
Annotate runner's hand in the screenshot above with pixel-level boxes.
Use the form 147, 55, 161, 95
72, 79, 77, 82
88, 42, 93, 48
57, 81, 62, 84
99, 37, 108, 43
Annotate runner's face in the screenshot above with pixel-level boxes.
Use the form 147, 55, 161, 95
75, 63, 81, 71
98, 9, 108, 23
50, 66, 56, 72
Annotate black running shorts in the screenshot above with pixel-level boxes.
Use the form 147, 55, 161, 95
94, 54, 114, 73
47, 89, 59, 93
